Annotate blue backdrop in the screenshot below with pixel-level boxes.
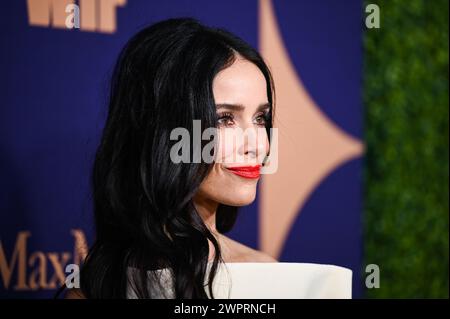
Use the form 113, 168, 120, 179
0, 0, 363, 298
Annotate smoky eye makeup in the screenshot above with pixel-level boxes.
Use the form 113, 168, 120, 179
215, 103, 271, 127
254, 111, 270, 126
216, 111, 235, 127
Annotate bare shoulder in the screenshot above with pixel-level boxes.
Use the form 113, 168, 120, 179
221, 235, 278, 263
246, 248, 278, 262
64, 288, 86, 299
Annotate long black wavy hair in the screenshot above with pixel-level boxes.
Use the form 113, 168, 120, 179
70, 18, 275, 298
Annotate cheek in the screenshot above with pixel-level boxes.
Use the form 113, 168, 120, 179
215, 129, 237, 163
262, 131, 270, 154
256, 128, 270, 162
197, 164, 258, 206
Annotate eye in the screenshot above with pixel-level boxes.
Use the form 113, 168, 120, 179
254, 112, 270, 126
217, 112, 235, 127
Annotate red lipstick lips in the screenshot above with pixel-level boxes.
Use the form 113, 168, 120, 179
225, 164, 261, 179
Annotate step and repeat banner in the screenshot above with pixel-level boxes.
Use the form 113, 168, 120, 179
0, 0, 364, 298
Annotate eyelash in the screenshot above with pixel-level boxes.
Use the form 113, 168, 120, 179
217, 112, 234, 127
216, 112, 270, 127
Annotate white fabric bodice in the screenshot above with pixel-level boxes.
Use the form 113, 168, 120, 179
127, 262, 352, 299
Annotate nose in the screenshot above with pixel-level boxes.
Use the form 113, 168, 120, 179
239, 126, 268, 163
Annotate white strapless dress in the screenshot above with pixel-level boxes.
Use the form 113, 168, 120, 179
127, 262, 352, 299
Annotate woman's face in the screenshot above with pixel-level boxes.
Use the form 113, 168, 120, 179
195, 56, 270, 207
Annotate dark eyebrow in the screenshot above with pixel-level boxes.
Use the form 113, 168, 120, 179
216, 103, 270, 112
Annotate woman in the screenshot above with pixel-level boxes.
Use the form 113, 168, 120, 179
63, 17, 352, 299
65, 17, 276, 299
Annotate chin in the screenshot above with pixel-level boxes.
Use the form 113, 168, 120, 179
224, 190, 257, 207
